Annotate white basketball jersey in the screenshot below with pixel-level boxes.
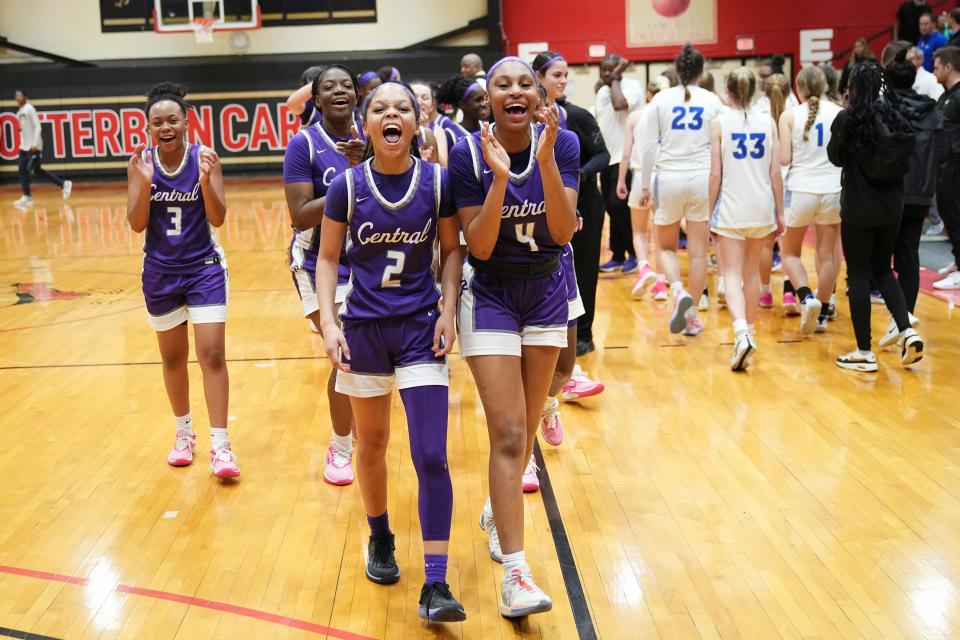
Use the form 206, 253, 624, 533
630, 104, 654, 170
786, 100, 842, 194
715, 108, 776, 229
649, 85, 723, 175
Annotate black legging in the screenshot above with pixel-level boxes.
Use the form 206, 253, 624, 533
893, 205, 927, 313
841, 220, 912, 351
571, 182, 604, 343
18, 150, 64, 197
599, 163, 635, 262
937, 170, 960, 266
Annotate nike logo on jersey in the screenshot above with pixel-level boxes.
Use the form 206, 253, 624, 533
317, 148, 327, 155
357, 196, 369, 203
483, 169, 493, 175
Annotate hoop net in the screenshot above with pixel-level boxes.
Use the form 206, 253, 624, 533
193, 18, 216, 44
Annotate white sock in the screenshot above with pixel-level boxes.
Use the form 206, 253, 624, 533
332, 432, 352, 452
733, 319, 749, 337
174, 413, 193, 436
639, 260, 649, 270
760, 283, 771, 294
502, 550, 526, 575
670, 281, 684, 295
543, 396, 558, 411
856, 349, 873, 358
211, 427, 229, 451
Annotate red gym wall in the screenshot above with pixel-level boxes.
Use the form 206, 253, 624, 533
502, 0, 932, 66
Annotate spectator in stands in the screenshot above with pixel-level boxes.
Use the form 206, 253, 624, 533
932, 46, 960, 289
948, 9, 960, 47
918, 12, 948, 72
840, 38, 876, 95
896, 0, 933, 44
907, 46, 945, 99
460, 53, 484, 80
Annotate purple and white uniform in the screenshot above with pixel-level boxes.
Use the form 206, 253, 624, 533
450, 123, 581, 356
283, 121, 360, 316
439, 117, 472, 151
324, 157, 455, 396
141, 144, 227, 331
553, 105, 584, 326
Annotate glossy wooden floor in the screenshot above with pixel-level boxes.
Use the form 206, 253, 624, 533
1, 181, 958, 640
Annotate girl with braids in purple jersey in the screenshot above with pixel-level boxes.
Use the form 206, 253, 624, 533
317, 82, 466, 622
530, 50, 606, 454
436, 75, 490, 150
450, 57, 580, 618
126, 82, 239, 479
283, 64, 365, 486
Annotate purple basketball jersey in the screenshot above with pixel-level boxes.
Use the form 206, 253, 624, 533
283, 121, 363, 282
448, 124, 580, 263
325, 158, 455, 323
440, 117, 471, 149
144, 144, 222, 274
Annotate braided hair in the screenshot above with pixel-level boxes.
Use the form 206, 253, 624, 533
675, 44, 705, 102
145, 81, 190, 117
846, 60, 911, 153
796, 66, 827, 142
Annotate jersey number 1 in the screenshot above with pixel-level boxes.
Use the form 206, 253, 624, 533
381, 250, 405, 288
166, 206, 182, 236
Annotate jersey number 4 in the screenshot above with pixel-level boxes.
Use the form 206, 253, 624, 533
515, 223, 539, 252
731, 133, 766, 159
671, 106, 705, 130
381, 250, 405, 288
166, 206, 182, 236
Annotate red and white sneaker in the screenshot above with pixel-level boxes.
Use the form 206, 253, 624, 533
323, 442, 355, 486
651, 280, 668, 301
210, 447, 240, 478
167, 432, 195, 467
539, 399, 564, 446
500, 566, 552, 618
630, 264, 657, 299
522, 455, 540, 492
682, 314, 704, 336
561, 365, 604, 401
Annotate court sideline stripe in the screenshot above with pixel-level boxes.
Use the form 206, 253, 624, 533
533, 440, 599, 640
0, 626, 61, 640
0, 565, 375, 640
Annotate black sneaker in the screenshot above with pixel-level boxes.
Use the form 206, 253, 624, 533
365, 534, 400, 584
575, 339, 595, 356
418, 582, 467, 622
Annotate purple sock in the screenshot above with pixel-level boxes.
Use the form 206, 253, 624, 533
424, 553, 448, 585
367, 511, 391, 538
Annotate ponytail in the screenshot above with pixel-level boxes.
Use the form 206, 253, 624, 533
763, 73, 790, 125
802, 96, 820, 142
795, 66, 827, 142
726, 67, 756, 120
675, 43, 705, 102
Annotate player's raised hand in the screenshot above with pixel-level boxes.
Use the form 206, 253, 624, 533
535, 103, 560, 167
128, 144, 154, 186
480, 122, 510, 179
336, 124, 366, 166
198, 147, 220, 186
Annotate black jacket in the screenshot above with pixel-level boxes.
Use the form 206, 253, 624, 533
938, 80, 960, 172
894, 88, 942, 209
828, 109, 909, 228
558, 98, 610, 183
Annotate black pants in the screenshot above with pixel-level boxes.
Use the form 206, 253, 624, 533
599, 163, 635, 262
893, 205, 926, 313
841, 220, 911, 351
936, 170, 960, 264
18, 150, 64, 197
571, 182, 604, 343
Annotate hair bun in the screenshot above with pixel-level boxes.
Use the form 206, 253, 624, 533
147, 81, 187, 100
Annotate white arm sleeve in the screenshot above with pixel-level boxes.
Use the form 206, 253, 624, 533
640, 104, 659, 189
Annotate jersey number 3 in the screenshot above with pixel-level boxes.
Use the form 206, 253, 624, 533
731, 133, 766, 159
166, 206, 182, 236
671, 106, 704, 130
381, 250, 406, 288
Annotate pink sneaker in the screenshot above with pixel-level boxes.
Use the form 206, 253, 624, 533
783, 292, 800, 316
682, 315, 704, 336
323, 442, 355, 486
522, 455, 540, 492
167, 432, 195, 467
758, 292, 774, 308
630, 264, 657, 299
210, 447, 240, 478
561, 365, 604, 401
539, 400, 564, 446
651, 280, 668, 301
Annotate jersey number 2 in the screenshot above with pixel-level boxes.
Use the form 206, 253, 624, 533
671, 106, 704, 130
166, 207, 182, 236
381, 250, 405, 288
515, 223, 539, 252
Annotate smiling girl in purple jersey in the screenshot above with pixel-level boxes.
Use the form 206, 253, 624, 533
436, 76, 490, 149
283, 64, 365, 487
449, 56, 580, 618
317, 82, 466, 623
126, 82, 239, 479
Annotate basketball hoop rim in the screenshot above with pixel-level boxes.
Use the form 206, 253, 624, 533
152, 2, 261, 34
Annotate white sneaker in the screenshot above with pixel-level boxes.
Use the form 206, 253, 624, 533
698, 292, 709, 311
480, 498, 502, 563
62, 180, 72, 200
836, 350, 878, 372
800, 297, 822, 335
499, 566, 552, 617
730, 333, 756, 372
899, 328, 924, 366
669, 290, 694, 334
12, 195, 32, 209
879, 314, 920, 348
933, 272, 960, 290
938, 262, 957, 276
815, 318, 828, 333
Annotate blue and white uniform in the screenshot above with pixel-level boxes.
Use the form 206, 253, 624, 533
784, 100, 843, 227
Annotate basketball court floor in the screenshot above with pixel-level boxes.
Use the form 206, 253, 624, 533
1, 181, 959, 639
